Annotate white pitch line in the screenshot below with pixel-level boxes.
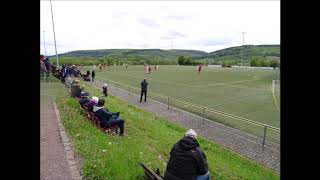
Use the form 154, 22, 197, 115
271, 82, 280, 112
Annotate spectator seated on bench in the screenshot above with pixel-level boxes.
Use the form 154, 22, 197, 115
79, 96, 89, 105
83, 75, 90, 81
82, 96, 99, 112
65, 76, 73, 88
164, 129, 210, 180
83, 71, 91, 81
71, 79, 90, 98
78, 96, 99, 126
82, 90, 90, 96
71, 79, 82, 97
93, 99, 124, 136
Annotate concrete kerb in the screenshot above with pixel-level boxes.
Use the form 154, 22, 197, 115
52, 99, 83, 180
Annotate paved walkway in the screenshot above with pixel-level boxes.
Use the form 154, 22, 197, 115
90, 79, 280, 173
40, 95, 82, 180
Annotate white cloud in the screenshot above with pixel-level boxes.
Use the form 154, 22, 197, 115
41, 1, 280, 55
138, 18, 160, 27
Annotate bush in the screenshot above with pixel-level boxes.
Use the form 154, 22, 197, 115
270, 60, 280, 69
178, 56, 185, 65
250, 58, 259, 67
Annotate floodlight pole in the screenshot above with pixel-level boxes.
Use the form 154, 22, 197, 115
242, 32, 245, 67
50, 0, 59, 67
43, 31, 47, 57
171, 40, 173, 62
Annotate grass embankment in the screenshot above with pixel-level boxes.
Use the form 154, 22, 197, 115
56, 82, 279, 179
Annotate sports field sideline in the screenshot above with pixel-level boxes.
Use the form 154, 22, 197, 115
83, 65, 280, 141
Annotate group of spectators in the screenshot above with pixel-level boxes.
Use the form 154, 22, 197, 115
47, 62, 124, 136
83, 70, 95, 82
45, 59, 209, 179
40, 55, 52, 77
48, 63, 96, 83
49, 64, 81, 83
69, 78, 125, 136
62, 65, 82, 79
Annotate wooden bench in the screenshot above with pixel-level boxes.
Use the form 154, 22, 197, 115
140, 162, 163, 180
66, 90, 120, 134
80, 104, 119, 134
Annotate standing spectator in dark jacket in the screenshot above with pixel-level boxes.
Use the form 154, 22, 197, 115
69, 67, 74, 78
72, 65, 77, 77
76, 69, 81, 77
40, 59, 47, 77
93, 99, 124, 136
91, 70, 95, 82
62, 65, 68, 82
44, 58, 51, 77
140, 78, 148, 103
102, 83, 108, 97
50, 64, 56, 74
164, 129, 210, 180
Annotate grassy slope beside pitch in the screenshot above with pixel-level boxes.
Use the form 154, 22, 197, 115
56, 82, 279, 180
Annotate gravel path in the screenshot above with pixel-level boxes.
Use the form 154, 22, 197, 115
41, 96, 82, 180
89, 79, 280, 173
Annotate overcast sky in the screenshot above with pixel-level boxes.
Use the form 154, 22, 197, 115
40, 1, 280, 56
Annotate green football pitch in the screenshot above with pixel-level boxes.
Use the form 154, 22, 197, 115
83, 65, 280, 142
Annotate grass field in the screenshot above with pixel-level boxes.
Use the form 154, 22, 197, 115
51, 81, 279, 179
83, 65, 280, 142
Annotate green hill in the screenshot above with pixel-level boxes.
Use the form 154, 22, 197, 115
203, 45, 280, 64
49, 45, 279, 66
56, 49, 207, 58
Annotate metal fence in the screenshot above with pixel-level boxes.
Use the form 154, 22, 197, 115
98, 78, 280, 145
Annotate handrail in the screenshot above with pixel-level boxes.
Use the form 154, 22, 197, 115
96, 77, 280, 132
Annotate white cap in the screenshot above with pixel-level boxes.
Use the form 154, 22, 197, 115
185, 129, 197, 139
104, 83, 108, 87
91, 96, 99, 104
